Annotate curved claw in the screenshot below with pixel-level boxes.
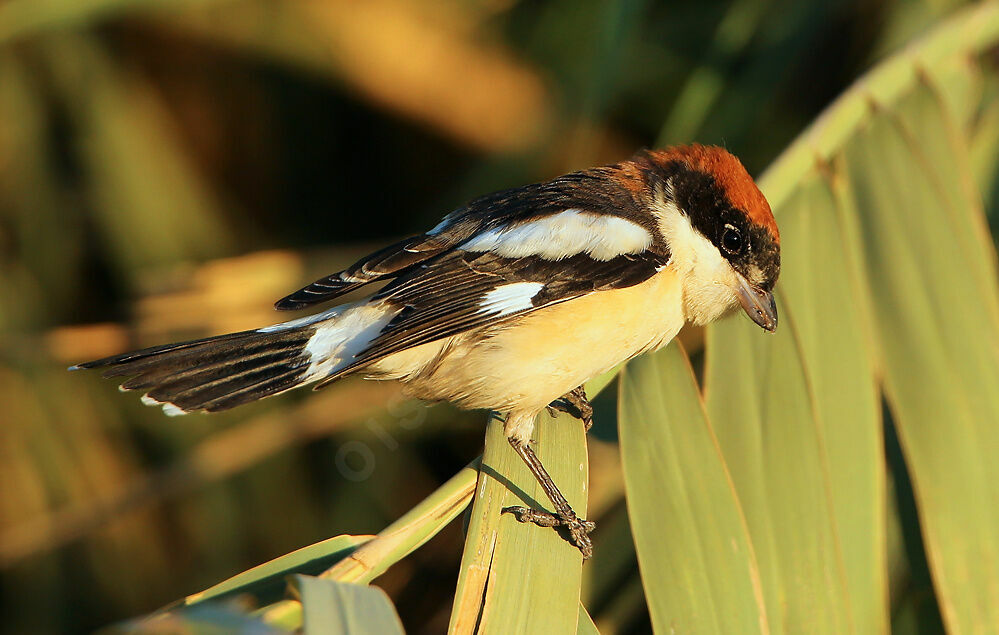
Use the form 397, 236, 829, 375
547, 386, 594, 431
502, 505, 595, 560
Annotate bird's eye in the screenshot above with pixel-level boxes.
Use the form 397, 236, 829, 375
721, 225, 743, 255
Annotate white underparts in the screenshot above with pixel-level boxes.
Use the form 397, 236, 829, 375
461, 209, 653, 261
478, 282, 544, 316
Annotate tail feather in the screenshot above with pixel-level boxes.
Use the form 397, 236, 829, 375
157, 364, 288, 406
72, 302, 401, 415
73, 323, 325, 415
125, 354, 298, 403
76, 331, 251, 371
117, 345, 306, 392
191, 367, 310, 412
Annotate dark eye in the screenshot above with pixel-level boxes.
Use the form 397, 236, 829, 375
721, 225, 744, 255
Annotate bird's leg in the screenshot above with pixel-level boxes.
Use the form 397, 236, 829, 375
502, 436, 595, 559
546, 385, 594, 431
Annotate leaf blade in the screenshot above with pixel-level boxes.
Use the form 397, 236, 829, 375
294, 576, 404, 635
619, 343, 768, 634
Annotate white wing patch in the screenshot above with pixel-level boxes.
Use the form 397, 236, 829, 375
260, 303, 399, 381
302, 303, 397, 380
460, 210, 652, 261
478, 282, 544, 316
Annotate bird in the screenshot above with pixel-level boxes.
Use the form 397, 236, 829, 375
72, 144, 780, 559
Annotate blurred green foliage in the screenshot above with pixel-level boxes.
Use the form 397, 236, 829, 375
0, 0, 991, 633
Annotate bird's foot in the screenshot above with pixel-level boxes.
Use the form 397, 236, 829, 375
502, 505, 595, 559
546, 385, 594, 431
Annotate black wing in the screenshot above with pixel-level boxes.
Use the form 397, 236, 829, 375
316, 247, 669, 386
275, 164, 661, 310
275, 234, 450, 310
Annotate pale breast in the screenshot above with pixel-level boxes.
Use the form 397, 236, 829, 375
375, 268, 685, 414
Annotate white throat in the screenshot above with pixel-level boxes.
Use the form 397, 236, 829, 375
652, 197, 742, 325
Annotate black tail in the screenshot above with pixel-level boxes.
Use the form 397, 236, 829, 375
71, 325, 318, 415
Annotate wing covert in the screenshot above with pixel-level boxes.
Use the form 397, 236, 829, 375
275, 234, 449, 310
317, 246, 669, 384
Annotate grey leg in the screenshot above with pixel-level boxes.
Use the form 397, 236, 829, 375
502, 436, 595, 559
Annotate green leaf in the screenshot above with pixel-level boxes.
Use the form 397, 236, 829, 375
294, 576, 404, 635
119, 603, 287, 634
323, 460, 478, 584
619, 343, 767, 633
698, 168, 886, 632
449, 410, 588, 633
184, 535, 371, 607
767, 171, 886, 631
576, 602, 600, 635
837, 76, 999, 631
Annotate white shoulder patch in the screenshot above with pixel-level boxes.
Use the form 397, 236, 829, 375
479, 282, 544, 316
461, 210, 652, 261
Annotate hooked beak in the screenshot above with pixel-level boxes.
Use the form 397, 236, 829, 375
735, 274, 778, 332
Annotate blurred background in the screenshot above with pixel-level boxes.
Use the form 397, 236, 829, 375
0, 0, 986, 632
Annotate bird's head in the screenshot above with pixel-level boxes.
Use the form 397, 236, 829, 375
637, 145, 780, 331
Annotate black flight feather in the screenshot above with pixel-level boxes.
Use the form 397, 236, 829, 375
72, 326, 318, 414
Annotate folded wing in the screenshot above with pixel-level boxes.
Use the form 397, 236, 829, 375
316, 246, 669, 386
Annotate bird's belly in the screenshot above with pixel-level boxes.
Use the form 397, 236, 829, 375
376, 269, 685, 413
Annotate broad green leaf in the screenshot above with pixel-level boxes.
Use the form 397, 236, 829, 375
766, 172, 885, 632
892, 75, 999, 311
836, 77, 999, 630
623, 5, 999, 632
705, 303, 852, 634
294, 576, 404, 635
184, 535, 371, 607
704, 173, 887, 631
619, 343, 767, 634
698, 166, 885, 634
449, 410, 587, 634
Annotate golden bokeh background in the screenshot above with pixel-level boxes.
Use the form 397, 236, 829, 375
0, 0, 985, 632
